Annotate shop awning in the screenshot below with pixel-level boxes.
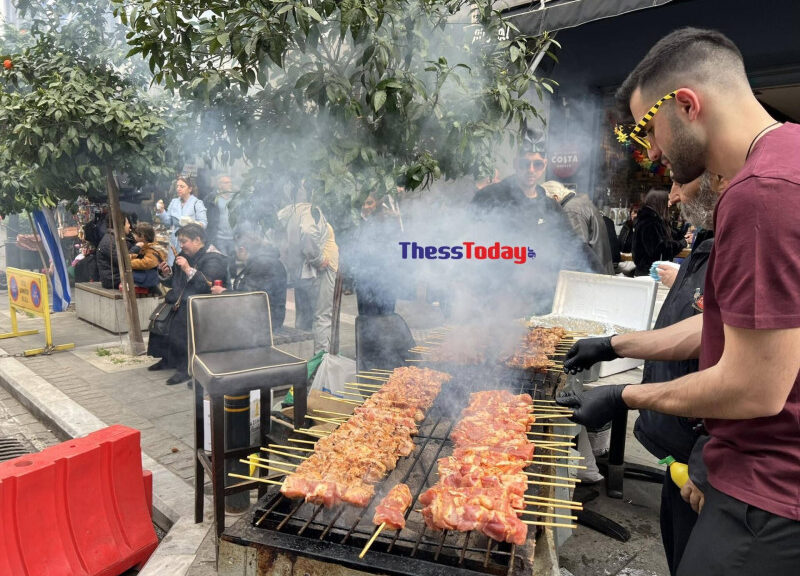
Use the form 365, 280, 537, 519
505, 0, 678, 35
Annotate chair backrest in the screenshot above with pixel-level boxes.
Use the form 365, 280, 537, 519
355, 313, 416, 372
189, 292, 273, 356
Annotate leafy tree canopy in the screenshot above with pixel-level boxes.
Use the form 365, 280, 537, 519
114, 0, 557, 225
0, 0, 184, 215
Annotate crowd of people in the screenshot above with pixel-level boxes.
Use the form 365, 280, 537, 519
73, 173, 339, 386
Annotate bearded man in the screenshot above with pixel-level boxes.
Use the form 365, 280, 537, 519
557, 28, 800, 576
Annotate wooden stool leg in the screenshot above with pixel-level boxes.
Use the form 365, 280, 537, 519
293, 377, 307, 430
193, 379, 204, 523
211, 395, 226, 540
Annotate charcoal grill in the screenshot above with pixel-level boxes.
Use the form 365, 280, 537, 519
221, 360, 568, 576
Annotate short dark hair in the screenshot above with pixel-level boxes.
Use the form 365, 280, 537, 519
518, 127, 547, 157
176, 222, 206, 242
615, 28, 746, 116
134, 221, 155, 243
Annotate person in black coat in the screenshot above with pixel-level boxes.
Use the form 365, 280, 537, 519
617, 205, 638, 254
633, 172, 726, 575
631, 189, 686, 276
147, 223, 228, 385
210, 226, 287, 330
96, 214, 133, 289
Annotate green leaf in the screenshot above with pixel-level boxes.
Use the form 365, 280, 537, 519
304, 7, 323, 22
372, 90, 387, 112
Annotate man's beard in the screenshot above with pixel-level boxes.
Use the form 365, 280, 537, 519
666, 111, 706, 184
681, 172, 718, 230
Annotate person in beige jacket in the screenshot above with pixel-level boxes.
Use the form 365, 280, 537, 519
277, 197, 338, 352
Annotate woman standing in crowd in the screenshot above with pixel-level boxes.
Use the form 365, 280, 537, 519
631, 189, 686, 276
156, 177, 208, 264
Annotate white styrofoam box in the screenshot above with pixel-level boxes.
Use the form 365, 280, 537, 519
551, 271, 658, 377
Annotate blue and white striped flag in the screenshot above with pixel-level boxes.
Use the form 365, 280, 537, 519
32, 208, 72, 312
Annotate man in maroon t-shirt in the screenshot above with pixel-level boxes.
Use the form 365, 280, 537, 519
557, 28, 800, 576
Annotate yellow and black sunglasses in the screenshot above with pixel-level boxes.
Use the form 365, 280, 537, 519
615, 90, 677, 149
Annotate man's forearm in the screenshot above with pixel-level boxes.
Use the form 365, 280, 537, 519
622, 364, 769, 419
611, 314, 702, 361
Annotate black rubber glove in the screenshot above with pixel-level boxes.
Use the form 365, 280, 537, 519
562, 336, 619, 374
556, 385, 629, 429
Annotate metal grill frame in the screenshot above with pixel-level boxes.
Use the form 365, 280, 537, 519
232, 360, 567, 576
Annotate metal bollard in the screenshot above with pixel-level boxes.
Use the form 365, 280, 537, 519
224, 393, 251, 513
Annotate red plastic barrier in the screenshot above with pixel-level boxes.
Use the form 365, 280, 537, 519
143, 470, 153, 519
0, 425, 158, 576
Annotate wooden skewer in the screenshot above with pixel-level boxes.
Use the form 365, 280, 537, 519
527, 454, 584, 460
355, 374, 389, 381
228, 473, 283, 486
525, 471, 579, 482
346, 382, 381, 389
307, 415, 346, 425
528, 460, 587, 470
359, 522, 386, 558
319, 394, 362, 405
252, 454, 299, 467
530, 399, 559, 404
529, 422, 579, 428
525, 494, 582, 506
288, 438, 317, 445
338, 390, 367, 399
261, 447, 307, 460
528, 479, 576, 488
530, 441, 576, 447
516, 510, 578, 521
311, 409, 353, 419
365, 368, 394, 373
536, 446, 573, 454
297, 428, 330, 437
527, 431, 576, 439
244, 459, 294, 476
524, 500, 583, 511
522, 520, 576, 529
268, 444, 315, 452
532, 414, 572, 420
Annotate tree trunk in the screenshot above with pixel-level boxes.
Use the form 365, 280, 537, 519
106, 167, 145, 355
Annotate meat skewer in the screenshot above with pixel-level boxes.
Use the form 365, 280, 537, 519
373, 483, 413, 531
280, 367, 451, 508
420, 390, 536, 545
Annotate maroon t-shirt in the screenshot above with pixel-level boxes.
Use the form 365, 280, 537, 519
700, 122, 800, 520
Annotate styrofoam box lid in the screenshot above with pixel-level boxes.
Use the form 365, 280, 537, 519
551, 271, 658, 331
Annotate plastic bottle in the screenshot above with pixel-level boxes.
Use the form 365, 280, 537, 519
659, 455, 689, 488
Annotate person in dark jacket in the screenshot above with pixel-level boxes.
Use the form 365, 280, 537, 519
541, 180, 615, 275
617, 205, 638, 254
631, 189, 686, 276
147, 223, 227, 385
634, 172, 727, 575
210, 225, 287, 330
470, 133, 597, 313
96, 214, 133, 289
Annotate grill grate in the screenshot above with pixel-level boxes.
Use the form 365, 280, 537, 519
247, 361, 566, 576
